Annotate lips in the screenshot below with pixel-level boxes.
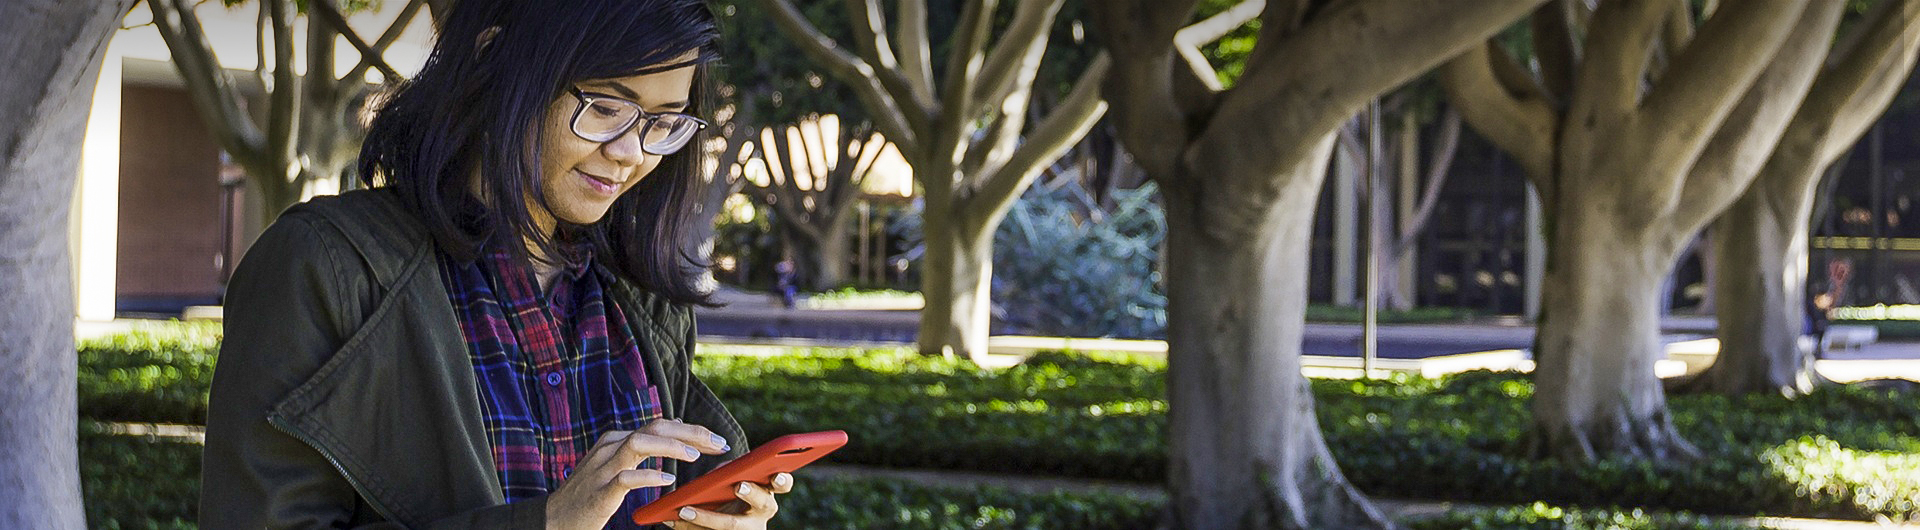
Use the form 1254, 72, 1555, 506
576, 169, 624, 195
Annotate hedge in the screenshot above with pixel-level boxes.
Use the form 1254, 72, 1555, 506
77, 322, 220, 425
78, 328, 1920, 521
699, 350, 1920, 521
78, 428, 1770, 530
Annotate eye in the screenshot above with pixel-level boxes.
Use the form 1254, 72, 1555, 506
589, 102, 625, 118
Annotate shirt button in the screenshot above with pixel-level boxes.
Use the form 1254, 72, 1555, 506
545, 372, 563, 387
562, 466, 573, 479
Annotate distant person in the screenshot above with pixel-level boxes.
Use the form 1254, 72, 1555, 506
1808, 293, 1833, 359
774, 258, 798, 309
201, 1, 793, 527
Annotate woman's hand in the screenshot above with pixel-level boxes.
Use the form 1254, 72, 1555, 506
545, 420, 732, 530
662, 472, 794, 530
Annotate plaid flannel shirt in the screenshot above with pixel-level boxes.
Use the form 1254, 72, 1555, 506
439, 243, 665, 529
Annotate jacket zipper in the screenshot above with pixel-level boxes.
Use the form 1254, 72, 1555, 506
268, 415, 405, 524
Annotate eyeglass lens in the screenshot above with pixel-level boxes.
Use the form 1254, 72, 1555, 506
574, 96, 701, 154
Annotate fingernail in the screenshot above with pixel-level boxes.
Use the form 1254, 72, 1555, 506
662, 522, 676, 529
680, 507, 698, 520
660, 473, 676, 483
684, 446, 699, 460
775, 473, 792, 487
738, 482, 752, 495
710, 433, 728, 450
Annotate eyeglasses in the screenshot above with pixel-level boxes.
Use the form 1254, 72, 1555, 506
567, 87, 707, 155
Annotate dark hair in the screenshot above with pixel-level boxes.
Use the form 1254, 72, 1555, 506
358, 0, 720, 305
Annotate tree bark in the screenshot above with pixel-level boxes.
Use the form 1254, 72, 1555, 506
1094, 0, 1543, 524
1529, 200, 1699, 460
1692, 0, 1920, 396
1444, 0, 1836, 460
1162, 138, 1395, 530
811, 209, 857, 290
915, 201, 993, 359
1698, 187, 1823, 395
0, 0, 137, 526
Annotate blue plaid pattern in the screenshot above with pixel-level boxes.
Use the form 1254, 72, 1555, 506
439, 243, 665, 529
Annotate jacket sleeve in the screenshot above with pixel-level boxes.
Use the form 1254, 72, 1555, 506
199, 211, 545, 530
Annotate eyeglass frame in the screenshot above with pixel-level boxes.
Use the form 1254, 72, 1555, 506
565, 86, 708, 155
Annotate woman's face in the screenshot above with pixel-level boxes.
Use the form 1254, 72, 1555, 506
531, 55, 699, 231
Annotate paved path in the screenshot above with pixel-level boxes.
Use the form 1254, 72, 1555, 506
801, 463, 1918, 529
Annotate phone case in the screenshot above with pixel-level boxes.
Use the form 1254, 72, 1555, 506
630, 430, 849, 525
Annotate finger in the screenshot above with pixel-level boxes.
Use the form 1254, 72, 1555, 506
641, 419, 731, 454
616, 432, 703, 467
770, 472, 794, 495
609, 468, 678, 491
731, 481, 780, 518
675, 505, 754, 530
575, 430, 635, 469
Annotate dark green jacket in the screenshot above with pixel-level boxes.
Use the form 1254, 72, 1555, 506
200, 187, 747, 529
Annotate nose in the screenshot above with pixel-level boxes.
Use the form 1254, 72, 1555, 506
601, 123, 650, 167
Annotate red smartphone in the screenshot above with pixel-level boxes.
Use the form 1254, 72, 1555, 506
630, 430, 849, 525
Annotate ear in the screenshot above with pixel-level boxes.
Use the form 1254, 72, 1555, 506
475, 26, 503, 54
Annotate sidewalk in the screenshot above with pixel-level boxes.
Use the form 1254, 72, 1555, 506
800, 463, 1918, 529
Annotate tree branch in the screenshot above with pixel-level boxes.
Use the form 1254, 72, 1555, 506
1654, 0, 1694, 81
1395, 107, 1461, 251
1088, 0, 1203, 179
1816, 0, 1920, 165
1175, 0, 1265, 48
148, 0, 269, 172
843, 0, 930, 120
310, 0, 401, 80
757, 0, 920, 155
1439, 42, 1558, 186
966, 55, 1110, 230
340, 0, 426, 90
265, 0, 300, 185
1530, 1, 1578, 106
1568, 0, 1668, 130
1195, 0, 1544, 198
1667, 1, 1842, 233
1635, 0, 1806, 161
897, 0, 936, 103
933, 0, 998, 159
969, 0, 1064, 119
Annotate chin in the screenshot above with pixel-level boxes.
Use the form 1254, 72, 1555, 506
555, 205, 615, 226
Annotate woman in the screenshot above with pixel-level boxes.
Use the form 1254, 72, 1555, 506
200, 1, 786, 528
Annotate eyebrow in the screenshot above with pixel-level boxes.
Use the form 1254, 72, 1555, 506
584, 81, 689, 111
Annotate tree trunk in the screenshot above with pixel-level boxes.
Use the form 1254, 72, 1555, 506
1161, 141, 1395, 530
1694, 188, 1823, 395
1530, 199, 1699, 461
810, 209, 856, 290
916, 197, 993, 362
0, 0, 135, 526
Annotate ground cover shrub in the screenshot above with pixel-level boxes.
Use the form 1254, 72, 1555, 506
75, 324, 1920, 521
698, 351, 1920, 521
1404, 502, 1765, 530
77, 428, 1765, 530
80, 424, 200, 529
74, 426, 1162, 529
78, 321, 220, 425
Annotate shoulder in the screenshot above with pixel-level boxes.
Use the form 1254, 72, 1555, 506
275, 188, 433, 289
603, 271, 696, 339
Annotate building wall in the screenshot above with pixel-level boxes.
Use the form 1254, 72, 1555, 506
116, 84, 224, 309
